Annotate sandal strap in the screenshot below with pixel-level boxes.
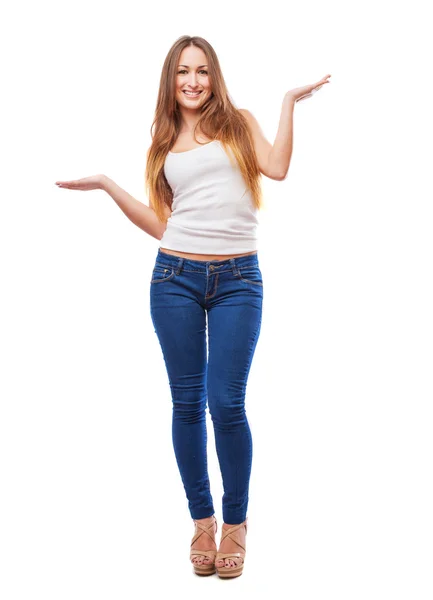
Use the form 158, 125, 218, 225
219, 519, 247, 552
190, 515, 217, 547
216, 551, 244, 560
190, 549, 217, 559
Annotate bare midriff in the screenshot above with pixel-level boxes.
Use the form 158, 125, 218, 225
159, 248, 257, 261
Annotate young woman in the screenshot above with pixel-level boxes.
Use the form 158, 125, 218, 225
56, 35, 330, 579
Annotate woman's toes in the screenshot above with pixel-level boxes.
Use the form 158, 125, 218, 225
225, 558, 240, 568
192, 555, 213, 565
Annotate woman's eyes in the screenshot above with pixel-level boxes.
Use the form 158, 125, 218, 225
177, 70, 208, 75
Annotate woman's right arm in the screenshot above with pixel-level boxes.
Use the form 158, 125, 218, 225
101, 175, 170, 240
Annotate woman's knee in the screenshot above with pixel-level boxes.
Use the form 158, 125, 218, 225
172, 394, 207, 424
208, 395, 247, 426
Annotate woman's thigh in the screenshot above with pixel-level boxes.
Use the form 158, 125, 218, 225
206, 286, 263, 416
150, 269, 207, 401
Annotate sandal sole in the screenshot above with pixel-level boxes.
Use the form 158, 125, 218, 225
216, 566, 244, 578
193, 566, 216, 576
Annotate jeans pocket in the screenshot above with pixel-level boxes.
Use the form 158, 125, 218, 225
237, 265, 263, 286
150, 265, 175, 284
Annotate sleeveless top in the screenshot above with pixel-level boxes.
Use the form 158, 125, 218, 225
160, 140, 259, 254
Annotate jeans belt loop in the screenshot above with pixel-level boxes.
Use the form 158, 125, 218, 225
175, 258, 184, 276
230, 257, 239, 277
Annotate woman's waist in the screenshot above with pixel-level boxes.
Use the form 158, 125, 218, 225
159, 247, 257, 261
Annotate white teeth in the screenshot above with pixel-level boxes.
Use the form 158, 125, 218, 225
184, 91, 201, 96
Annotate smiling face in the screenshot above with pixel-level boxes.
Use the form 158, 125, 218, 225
175, 45, 212, 109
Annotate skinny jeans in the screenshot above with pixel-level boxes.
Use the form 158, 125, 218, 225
149, 248, 263, 525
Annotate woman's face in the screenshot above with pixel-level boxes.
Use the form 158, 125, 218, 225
175, 45, 212, 109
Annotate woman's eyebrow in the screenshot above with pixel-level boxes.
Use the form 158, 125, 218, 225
178, 64, 208, 68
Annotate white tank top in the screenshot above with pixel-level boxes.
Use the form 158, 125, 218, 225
160, 140, 259, 254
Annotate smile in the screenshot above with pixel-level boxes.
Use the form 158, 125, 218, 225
183, 91, 202, 97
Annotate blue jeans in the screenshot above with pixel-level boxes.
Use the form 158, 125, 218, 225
149, 248, 263, 525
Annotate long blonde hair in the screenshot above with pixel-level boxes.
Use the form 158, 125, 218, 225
144, 35, 264, 224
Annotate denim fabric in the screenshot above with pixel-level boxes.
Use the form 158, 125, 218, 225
149, 248, 263, 524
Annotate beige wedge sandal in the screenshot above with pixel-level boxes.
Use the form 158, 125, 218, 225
215, 518, 248, 579
190, 515, 218, 576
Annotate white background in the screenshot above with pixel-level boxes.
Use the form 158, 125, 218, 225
1, 0, 432, 598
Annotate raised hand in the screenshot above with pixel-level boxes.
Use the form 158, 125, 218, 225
55, 174, 106, 191
286, 74, 331, 103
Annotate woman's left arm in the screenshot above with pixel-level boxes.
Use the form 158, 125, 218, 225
239, 107, 289, 181
240, 74, 331, 181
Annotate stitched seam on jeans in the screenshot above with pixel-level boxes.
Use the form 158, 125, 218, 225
150, 269, 175, 283
205, 273, 219, 299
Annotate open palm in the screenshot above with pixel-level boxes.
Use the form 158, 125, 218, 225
287, 74, 331, 103
55, 174, 105, 190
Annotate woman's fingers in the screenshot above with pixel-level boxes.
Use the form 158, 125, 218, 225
320, 74, 331, 84
55, 175, 103, 190
55, 181, 88, 190
55, 177, 101, 191
55, 180, 78, 187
